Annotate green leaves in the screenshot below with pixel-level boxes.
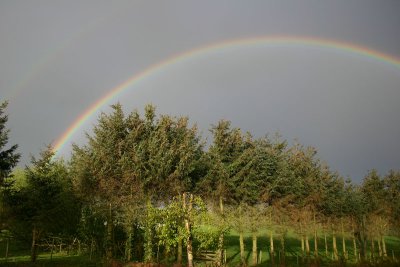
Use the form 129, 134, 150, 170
202, 120, 292, 206
70, 104, 205, 259
0, 101, 20, 188
5, 145, 80, 239
72, 104, 203, 202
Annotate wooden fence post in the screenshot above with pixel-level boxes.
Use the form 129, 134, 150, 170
50, 237, 54, 260
5, 238, 9, 262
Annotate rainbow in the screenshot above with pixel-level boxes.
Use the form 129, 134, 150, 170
53, 35, 400, 155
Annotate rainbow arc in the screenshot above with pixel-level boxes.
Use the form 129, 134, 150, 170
52, 36, 400, 155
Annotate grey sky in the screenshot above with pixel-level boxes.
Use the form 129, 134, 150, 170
1, 1, 400, 182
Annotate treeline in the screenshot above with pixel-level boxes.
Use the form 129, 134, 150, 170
1, 102, 399, 265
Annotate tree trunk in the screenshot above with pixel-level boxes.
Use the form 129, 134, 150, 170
305, 235, 310, 256
353, 234, 357, 261
280, 234, 286, 266
219, 195, 224, 215
217, 233, 224, 266
239, 230, 245, 266
371, 239, 375, 262
360, 215, 367, 261
378, 238, 382, 257
324, 233, 328, 257
31, 226, 38, 262
270, 231, 275, 267
301, 235, 305, 255
341, 220, 346, 259
270, 231, 274, 254
50, 237, 54, 260
125, 224, 133, 261
313, 213, 318, 258
89, 238, 94, 260
144, 201, 154, 263
177, 237, 182, 265
252, 233, 257, 266
216, 196, 225, 266
342, 236, 346, 259
106, 202, 113, 261
314, 230, 318, 258
184, 193, 194, 267
381, 235, 387, 257
332, 232, 338, 261
5, 238, 9, 262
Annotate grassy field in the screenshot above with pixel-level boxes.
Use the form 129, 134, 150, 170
1, 232, 399, 266
224, 230, 400, 266
0, 238, 102, 267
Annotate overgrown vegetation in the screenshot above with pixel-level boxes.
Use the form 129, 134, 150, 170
1, 101, 399, 266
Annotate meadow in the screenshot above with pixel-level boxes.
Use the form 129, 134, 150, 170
1, 230, 399, 267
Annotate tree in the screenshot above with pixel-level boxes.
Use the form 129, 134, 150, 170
197, 120, 241, 205
285, 142, 324, 262
197, 120, 242, 264
247, 204, 265, 266
71, 104, 204, 262
124, 106, 204, 263
226, 203, 248, 265
199, 120, 267, 265
384, 170, 400, 235
361, 170, 390, 260
5, 146, 80, 262
71, 104, 129, 260
0, 101, 20, 188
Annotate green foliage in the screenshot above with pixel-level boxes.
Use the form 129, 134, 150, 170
155, 198, 186, 252
71, 103, 204, 201
362, 169, 387, 215
141, 194, 210, 262
200, 120, 264, 205
3, 102, 400, 265
0, 101, 20, 188
4, 146, 80, 241
9, 168, 27, 190
192, 226, 222, 251
70, 104, 205, 260
384, 170, 400, 232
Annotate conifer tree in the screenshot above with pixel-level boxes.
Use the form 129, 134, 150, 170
5, 146, 79, 262
384, 170, 400, 234
0, 101, 20, 188
71, 104, 203, 262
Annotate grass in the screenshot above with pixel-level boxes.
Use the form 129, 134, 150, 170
0, 255, 101, 267
224, 231, 308, 266
223, 230, 400, 267
0, 239, 102, 267
1, 231, 399, 266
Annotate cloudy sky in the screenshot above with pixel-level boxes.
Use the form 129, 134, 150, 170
1, 1, 400, 182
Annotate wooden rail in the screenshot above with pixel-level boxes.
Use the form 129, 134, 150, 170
196, 250, 218, 262
195, 250, 226, 266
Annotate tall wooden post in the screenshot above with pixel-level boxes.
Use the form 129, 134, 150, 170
216, 196, 225, 266
31, 225, 38, 262
183, 193, 194, 267
106, 202, 113, 261
5, 238, 9, 262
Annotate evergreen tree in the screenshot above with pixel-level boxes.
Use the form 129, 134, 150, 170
5, 146, 80, 262
384, 170, 400, 234
71, 104, 204, 262
0, 101, 20, 229
71, 103, 134, 260
0, 101, 20, 187
361, 170, 390, 259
